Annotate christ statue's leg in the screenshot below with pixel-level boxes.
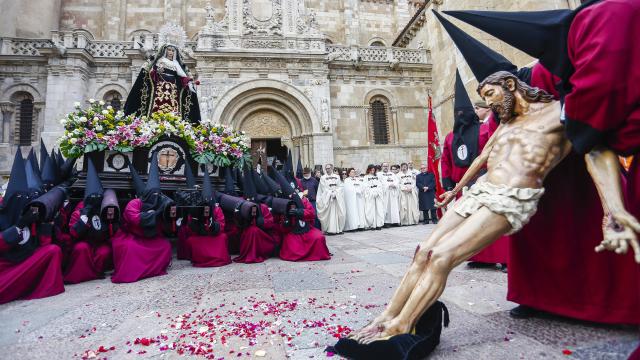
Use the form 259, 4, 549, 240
359, 206, 511, 343
350, 209, 467, 342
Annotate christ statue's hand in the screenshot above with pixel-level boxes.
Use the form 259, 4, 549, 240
435, 191, 456, 208
597, 212, 640, 263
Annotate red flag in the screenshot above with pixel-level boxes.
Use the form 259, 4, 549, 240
426, 96, 445, 206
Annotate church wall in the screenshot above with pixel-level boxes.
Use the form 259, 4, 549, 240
402, 0, 574, 141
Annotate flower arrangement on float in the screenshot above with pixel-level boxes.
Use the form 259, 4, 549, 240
57, 100, 251, 168
187, 120, 251, 168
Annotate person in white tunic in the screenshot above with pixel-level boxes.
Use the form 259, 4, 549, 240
343, 168, 365, 231
377, 162, 401, 226
398, 163, 420, 225
408, 162, 420, 178
316, 164, 346, 235
363, 165, 385, 230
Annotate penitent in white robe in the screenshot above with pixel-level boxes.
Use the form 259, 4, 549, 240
343, 177, 365, 231
377, 171, 401, 225
316, 173, 346, 234
363, 174, 385, 229
398, 171, 420, 225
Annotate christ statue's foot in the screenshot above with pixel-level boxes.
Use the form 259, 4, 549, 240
349, 314, 393, 342
358, 318, 412, 344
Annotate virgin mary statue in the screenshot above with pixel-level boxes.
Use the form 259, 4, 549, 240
124, 44, 201, 123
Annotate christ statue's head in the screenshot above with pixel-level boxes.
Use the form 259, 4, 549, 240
477, 71, 553, 123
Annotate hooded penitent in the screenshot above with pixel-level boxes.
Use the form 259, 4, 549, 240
223, 167, 237, 196
184, 160, 197, 189
432, 10, 523, 83
25, 154, 44, 198
270, 165, 309, 233
138, 152, 176, 236
41, 155, 58, 190
39, 139, 48, 175
241, 166, 264, 228
74, 158, 106, 235
0, 149, 31, 245
451, 70, 480, 168
101, 188, 120, 236
442, 2, 601, 87
296, 151, 304, 179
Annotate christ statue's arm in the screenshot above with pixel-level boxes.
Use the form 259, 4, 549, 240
436, 124, 502, 208
585, 146, 640, 263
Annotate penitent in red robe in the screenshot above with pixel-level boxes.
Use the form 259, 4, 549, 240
233, 204, 277, 264
0, 228, 64, 304
280, 197, 331, 262
63, 201, 113, 284
223, 211, 241, 255
110, 199, 172, 283
179, 207, 231, 267
441, 119, 509, 264
506, 51, 640, 326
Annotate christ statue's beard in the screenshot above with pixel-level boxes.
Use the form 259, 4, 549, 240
492, 90, 516, 123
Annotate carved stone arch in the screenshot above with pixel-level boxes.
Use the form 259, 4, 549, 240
129, 28, 153, 40
368, 37, 387, 47
213, 79, 319, 134
364, 89, 398, 145
364, 88, 396, 106
95, 84, 128, 102
1, 83, 43, 103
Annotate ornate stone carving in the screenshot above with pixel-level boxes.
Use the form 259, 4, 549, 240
243, 0, 283, 36
241, 111, 290, 138
321, 98, 330, 132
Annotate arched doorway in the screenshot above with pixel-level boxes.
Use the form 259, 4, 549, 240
213, 79, 331, 170
240, 109, 290, 169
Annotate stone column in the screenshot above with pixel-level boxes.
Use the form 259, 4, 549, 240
312, 133, 334, 166
0, 102, 15, 144
41, 55, 90, 149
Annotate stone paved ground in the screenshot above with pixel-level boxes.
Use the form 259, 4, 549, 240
0, 225, 638, 360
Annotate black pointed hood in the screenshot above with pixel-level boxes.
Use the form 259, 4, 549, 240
84, 158, 104, 200
443, 3, 599, 84
41, 154, 58, 187
145, 151, 161, 193
241, 167, 257, 200
184, 161, 196, 188
264, 166, 281, 195
432, 10, 517, 82
56, 150, 64, 168
27, 149, 41, 180
25, 156, 44, 195
452, 70, 480, 168
0, 150, 31, 233
296, 151, 303, 179
4, 149, 28, 201
39, 139, 49, 174
285, 149, 294, 182
271, 165, 295, 197
223, 167, 237, 196
201, 165, 213, 203
128, 161, 146, 197
252, 170, 270, 195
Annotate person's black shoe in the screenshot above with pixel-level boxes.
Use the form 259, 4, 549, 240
431, 219, 438, 224
423, 220, 430, 225
509, 305, 537, 319
500, 264, 508, 273
466, 261, 494, 269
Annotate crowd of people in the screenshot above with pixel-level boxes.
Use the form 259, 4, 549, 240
0, 145, 336, 304
297, 162, 440, 235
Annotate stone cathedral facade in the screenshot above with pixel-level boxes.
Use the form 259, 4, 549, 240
0, 0, 433, 173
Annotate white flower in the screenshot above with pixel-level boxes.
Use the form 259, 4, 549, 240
95, 125, 103, 131
107, 105, 113, 110
59, 119, 66, 125
99, 100, 105, 106
74, 102, 81, 108
101, 110, 109, 115
70, 138, 78, 144
80, 116, 87, 122
89, 98, 95, 104
93, 116, 99, 122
